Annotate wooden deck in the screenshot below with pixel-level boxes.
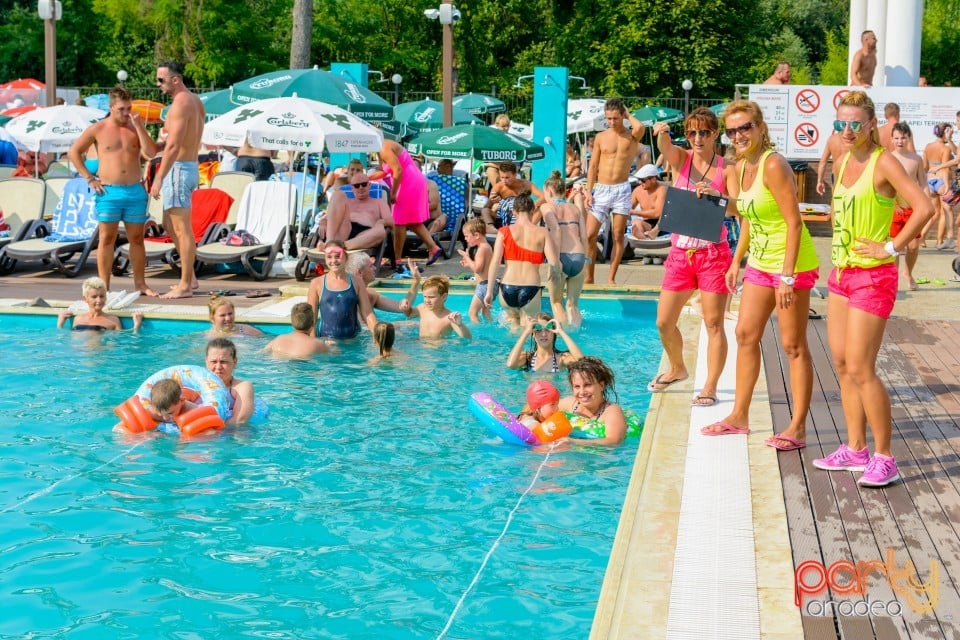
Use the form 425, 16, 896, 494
761, 315, 960, 639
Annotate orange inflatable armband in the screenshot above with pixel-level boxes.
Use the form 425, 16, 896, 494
114, 396, 160, 433
532, 410, 572, 444
176, 405, 226, 437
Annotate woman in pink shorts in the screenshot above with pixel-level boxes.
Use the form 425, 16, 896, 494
702, 100, 819, 445
649, 107, 737, 406
812, 91, 932, 487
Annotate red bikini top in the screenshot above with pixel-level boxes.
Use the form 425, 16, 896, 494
501, 226, 545, 264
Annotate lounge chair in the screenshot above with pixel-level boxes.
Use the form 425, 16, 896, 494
208, 171, 255, 227
0, 177, 47, 250
407, 173, 470, 259
195, 180, 297, 281
113, 187, 234, 274
0, 177, 98, 277
42, 175, 72, 219
626, 234, 671, 264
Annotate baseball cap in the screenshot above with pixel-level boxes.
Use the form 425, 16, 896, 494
635, 164, 660, 180
526, 380, 561, 411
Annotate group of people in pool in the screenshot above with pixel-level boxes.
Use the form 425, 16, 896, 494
644, 91, 929, 487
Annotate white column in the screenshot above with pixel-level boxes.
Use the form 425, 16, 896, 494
866, 0, 887, 86
885, 0, 923, 86
849, 0, 868, 85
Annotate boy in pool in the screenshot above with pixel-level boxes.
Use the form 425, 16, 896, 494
57, 276, 143, 332
264, 302, 332, 359
457, 218, 496, 323
148, 378, 200, 422
405, 275, 472, 340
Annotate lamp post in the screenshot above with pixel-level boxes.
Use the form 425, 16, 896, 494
38, 0, 62, 107
682, 78, 693, 115
117, 70, 128, 88
425, 2, 461, 127
391, 73, 402, 106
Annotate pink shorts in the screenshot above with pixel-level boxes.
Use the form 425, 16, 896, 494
743, 265, 820, 290
827, 263, 898, 319
661, 242, 732, 294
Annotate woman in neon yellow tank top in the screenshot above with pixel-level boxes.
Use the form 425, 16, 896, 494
812, 91, 932, 488
700, 101, 820, 451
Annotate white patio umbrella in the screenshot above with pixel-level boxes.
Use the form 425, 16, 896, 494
4, 104, 106, 153
566, 99, 608, 134
202, 96, 384, 261
489, 121, 533, 140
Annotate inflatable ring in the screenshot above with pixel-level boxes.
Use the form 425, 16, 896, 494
568, 409, 643, 440
468, 392, 538, 446
115, 365, 233, 435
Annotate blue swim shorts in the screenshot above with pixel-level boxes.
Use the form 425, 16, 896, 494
95, 183, 149, 224
161, 161, 199, 210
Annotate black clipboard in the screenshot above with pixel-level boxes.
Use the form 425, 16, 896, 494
658, 186, 728, 243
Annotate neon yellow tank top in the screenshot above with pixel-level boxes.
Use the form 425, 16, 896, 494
736, 150, 819, 274
831, 148, 896, 269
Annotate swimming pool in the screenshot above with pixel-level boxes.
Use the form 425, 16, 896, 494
0, 296, 659, 639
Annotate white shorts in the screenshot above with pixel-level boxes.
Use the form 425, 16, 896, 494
590, 181, 632, 223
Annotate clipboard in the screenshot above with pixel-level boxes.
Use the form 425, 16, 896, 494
658, 186, 728, 243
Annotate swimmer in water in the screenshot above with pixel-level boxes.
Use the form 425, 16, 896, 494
57, 276, 143, 332
206, 296, 264, 338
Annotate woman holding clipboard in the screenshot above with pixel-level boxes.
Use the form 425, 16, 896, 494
703, 101, 820, 444
649, 107, 737, 408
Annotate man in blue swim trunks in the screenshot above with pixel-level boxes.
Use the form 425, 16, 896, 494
68, 86, 158, 295
150, 61, 205, 299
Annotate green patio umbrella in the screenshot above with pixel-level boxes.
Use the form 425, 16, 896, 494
709, 102, 731, 117
406, 123, 545, 162
631, 105, 684, 127
451, 93, 506, 115
394, 99, 480, 136
378, 119, 404, 142
230, 67, 393, 122
161, 88, 240, 122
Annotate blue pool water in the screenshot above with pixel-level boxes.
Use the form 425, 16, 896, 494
0, 296, 659, 639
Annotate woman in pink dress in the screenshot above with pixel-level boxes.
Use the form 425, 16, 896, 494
378, 139, 442, 268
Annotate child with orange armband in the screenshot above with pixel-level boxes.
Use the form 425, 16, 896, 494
148, 379, 200, 423
517, 380, 572, 444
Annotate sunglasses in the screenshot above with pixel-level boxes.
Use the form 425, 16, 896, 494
685, 129, 714, 138
324, 249, 345, 258
155, 77, 166, 85
351, 181, 370, 189
532, 323, 552, 332
833, 119, 864, 133
723, 122, 757, 137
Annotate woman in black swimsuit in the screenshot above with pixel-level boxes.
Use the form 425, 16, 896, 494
506, 312, 584, 372
56, 276, 142, 332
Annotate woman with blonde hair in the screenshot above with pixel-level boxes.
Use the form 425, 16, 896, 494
812, 91, 932, 486
702, 100, 819, 444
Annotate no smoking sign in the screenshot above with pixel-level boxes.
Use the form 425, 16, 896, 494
794, 123, 819, 147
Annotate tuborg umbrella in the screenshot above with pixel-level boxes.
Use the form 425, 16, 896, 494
490, 121, 532, 140
451, 93, 506, 115
230, 67, 393, 122
567, 99, 608, 134
407, 123, 544, 162
4, 104, 105, 153
631, 105, 684, 127
162, 88, 241, 122
393, 99, 480, 136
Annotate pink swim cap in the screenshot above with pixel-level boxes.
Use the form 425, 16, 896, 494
526, 380, 560, 411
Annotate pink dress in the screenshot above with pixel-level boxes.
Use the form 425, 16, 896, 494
382, 148, 429, 225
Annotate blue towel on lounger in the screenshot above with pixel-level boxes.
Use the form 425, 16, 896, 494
45, 177, 98, 242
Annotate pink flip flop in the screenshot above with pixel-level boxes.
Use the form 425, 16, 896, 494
700, 421, 750, 436
765, 433, 806, 451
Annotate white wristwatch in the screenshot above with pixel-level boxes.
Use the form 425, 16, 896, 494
779, 274, 796, 286
884, 240, 900, 256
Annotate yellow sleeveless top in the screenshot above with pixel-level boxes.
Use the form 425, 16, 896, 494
736, 150, 818, 274
831, 148, 896, 269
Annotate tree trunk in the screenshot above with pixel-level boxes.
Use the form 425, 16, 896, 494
289, 0, 313, 69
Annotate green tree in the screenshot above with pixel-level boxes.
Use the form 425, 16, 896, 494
818, 30, 849, 86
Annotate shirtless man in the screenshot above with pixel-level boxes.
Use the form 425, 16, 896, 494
889, 123, 926, 290
325, 171, 393, 251
150, 61, 205, 299
763, 62, 791, 85
236, 140, 274, 181
480, 161, 543, 227
584, 98, 645, 283
850, 30, 878, 87
263, 302, 332, 359
68, 86, 158, 295
629, 164, 667, 238
878, 103, 915, 152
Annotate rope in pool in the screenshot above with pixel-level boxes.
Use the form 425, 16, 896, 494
0, 440, 146, 515
435, 442, 559, 639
